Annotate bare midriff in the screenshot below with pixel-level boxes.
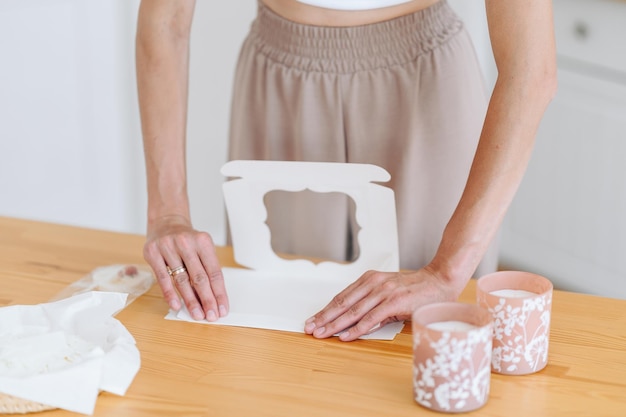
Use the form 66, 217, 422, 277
260, 0, 441, 27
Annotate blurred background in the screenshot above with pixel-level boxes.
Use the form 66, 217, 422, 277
1, 0, 624, 299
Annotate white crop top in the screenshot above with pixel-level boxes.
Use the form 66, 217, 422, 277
296, 0, 413, 10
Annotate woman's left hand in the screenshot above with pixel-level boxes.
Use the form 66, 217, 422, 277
304, 267, 462, 341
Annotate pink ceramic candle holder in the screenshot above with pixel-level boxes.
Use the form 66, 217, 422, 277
476, 271, 553, 375
412, 302, 493, 413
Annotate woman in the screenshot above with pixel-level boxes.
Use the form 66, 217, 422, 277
136, 0, 556, 341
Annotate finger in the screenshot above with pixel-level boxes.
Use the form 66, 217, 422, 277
179, 253, 219, 321
305, 279, 367, 328
158, 239, 205, 321
337, 305, 397, 342
143, 243, 182, 311
158, 233, 210, 321
195, 232, 229, 317
198, 252, 228, 318
170, 232, 220, 321
310, 292, 383, 339
304, 271, 378, 334
168, 262, 205, 321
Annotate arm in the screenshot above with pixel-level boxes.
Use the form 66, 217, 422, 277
305, 0, 557, 341
431, 0, 558, 285
136, 0, 229, 321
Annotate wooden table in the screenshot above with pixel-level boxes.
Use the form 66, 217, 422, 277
1, 216, 625, 416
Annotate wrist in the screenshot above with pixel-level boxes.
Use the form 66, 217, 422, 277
146, 173, 191, 229
426, 236, 485, 298
147, 194, 191, 228
146, 213, 192, 239
148, 213, 191, 226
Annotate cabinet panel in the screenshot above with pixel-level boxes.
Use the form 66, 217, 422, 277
553, 0, 626, 74
500, 69, 626, 299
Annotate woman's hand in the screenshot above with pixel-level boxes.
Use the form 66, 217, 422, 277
143, 215, 229, 321
304, 267, 461, 341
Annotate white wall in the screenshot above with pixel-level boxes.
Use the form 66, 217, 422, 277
0, 0, 144, 233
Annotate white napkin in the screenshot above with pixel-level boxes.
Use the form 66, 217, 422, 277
0, 292, 140, 415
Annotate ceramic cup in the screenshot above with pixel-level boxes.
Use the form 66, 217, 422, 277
476, 271, 553, 375
412, 302, 493, 413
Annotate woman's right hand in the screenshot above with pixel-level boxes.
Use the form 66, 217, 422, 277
143, 215, 229, 321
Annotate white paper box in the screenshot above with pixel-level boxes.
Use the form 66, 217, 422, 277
167, 160, 404, 340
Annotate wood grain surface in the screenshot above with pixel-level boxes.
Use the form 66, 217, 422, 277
1, 216, 625, 416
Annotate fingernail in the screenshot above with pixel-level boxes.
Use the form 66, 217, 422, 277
191, 308, 204, 320
304, 322, 316, 333
219, 305, 228, 317
171, 299, 181, 311
206, 310, 218, 322
305, 317, 315, 324
313, 327, 325, 338
339, 330, 351, 341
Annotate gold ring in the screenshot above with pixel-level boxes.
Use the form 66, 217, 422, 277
167, 265, 187, 277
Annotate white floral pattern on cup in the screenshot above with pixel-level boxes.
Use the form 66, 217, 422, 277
476, 271, 553, 375
486, 295, 551, 374
413, 326, 492, 412
412, 302, 493, 413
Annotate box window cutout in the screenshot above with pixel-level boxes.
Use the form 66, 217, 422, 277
263, 189, 361, 264
221, 160, 398, 276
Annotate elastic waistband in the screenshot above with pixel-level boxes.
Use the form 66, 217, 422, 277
248, 0, 462, 73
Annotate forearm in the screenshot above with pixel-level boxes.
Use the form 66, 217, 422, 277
432, 75, 556, 287
136, 0, 196, 228
429, 0, 557, 291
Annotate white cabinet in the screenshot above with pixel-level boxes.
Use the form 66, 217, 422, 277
500, 0, 626, 299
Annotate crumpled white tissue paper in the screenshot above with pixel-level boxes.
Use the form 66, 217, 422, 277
0, 291, 140, 415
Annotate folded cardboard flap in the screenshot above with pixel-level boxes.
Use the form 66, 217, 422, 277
221, 160, 399, 278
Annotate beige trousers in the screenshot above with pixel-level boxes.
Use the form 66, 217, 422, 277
228, 0, 499, 276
